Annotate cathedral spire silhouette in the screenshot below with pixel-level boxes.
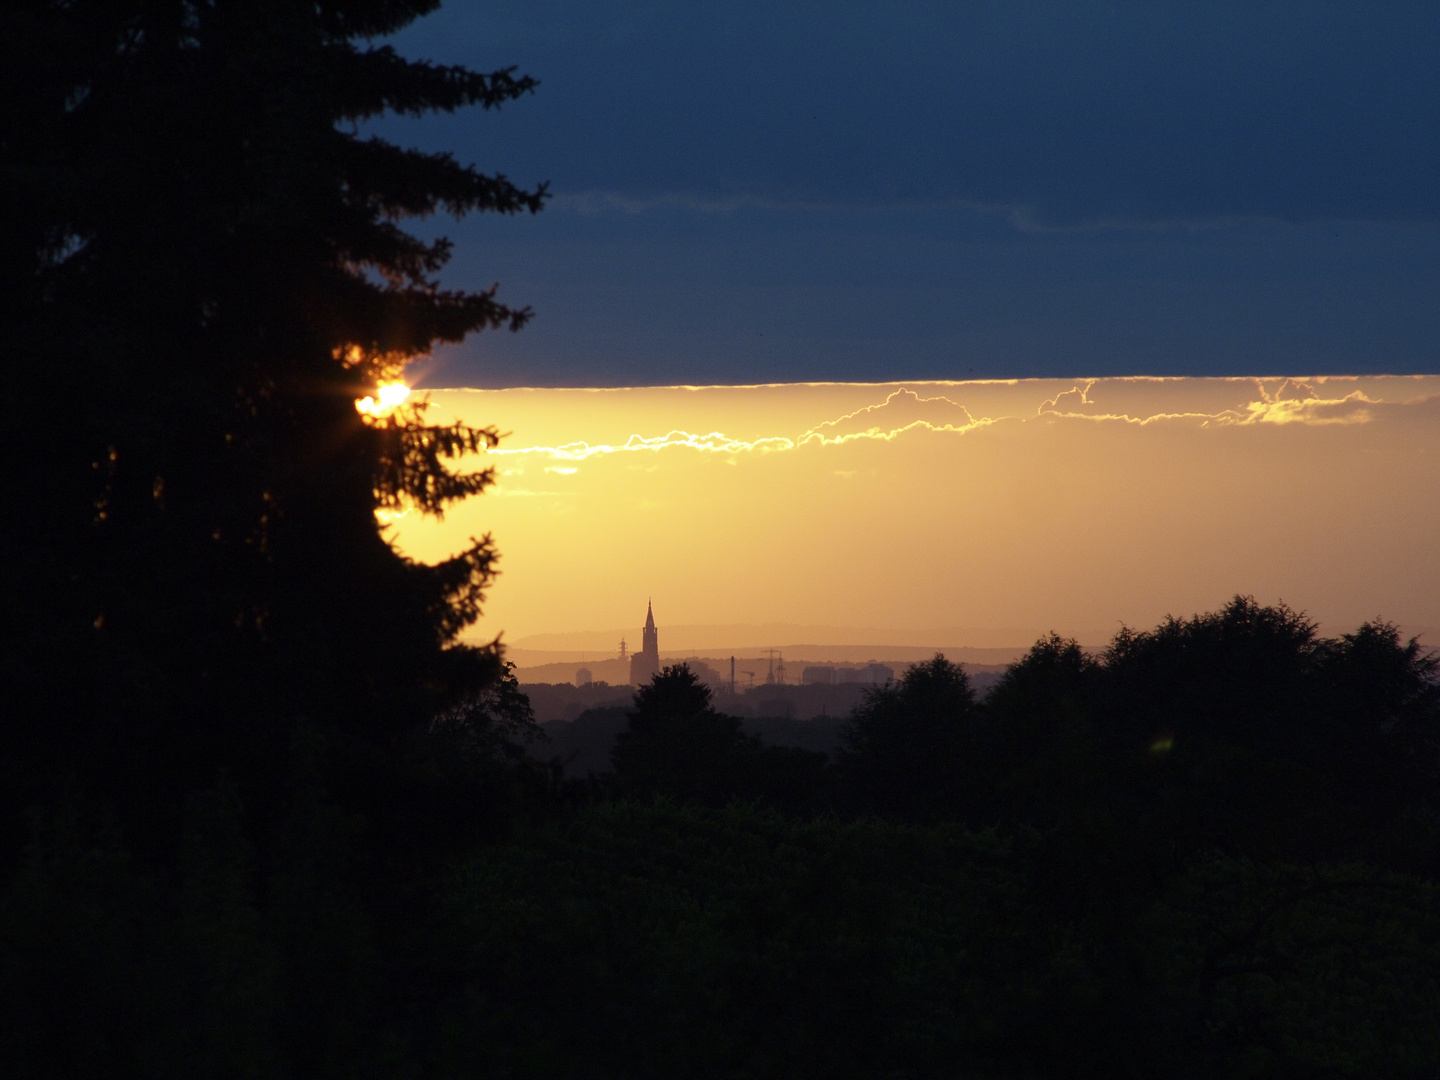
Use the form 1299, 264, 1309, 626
631, 599, 661, 685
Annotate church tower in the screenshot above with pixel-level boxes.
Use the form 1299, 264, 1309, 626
642, 600, 657, 657
630, 599, 661, 685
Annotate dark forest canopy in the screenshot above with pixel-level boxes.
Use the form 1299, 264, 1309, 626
0, 0, 545, 845
6, 598, 1438, 1078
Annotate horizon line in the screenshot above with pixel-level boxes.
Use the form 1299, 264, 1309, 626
413, 374, 1426, 394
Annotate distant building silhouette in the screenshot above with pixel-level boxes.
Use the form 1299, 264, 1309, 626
836, 662, 894, 685
574, 667, 593, 687
629, 600, 661, 685
865, 662, 894, 684
802, 665, 835, 686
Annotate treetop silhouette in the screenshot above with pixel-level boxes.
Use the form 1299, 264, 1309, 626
838, 654, 978, 821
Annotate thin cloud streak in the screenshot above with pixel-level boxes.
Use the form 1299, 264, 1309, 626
473, 379, 1440, 463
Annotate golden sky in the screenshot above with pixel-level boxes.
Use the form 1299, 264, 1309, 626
386, 377, 1440, 650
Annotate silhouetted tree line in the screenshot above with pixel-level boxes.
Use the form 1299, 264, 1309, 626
506, 600, 1438, 1076
605, 598, 1440, 869
851, 598, 1439, 857
8, 584, 1440, 1075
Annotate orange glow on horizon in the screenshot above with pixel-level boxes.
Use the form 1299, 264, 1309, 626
386, 376, 1440, 650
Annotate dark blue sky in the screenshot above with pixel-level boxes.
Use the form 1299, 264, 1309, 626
379, 1, 1440, 386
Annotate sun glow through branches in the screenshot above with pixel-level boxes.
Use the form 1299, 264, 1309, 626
356, 381, 411, 418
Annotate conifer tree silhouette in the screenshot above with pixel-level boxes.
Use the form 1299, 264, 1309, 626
0, 0, 545, 840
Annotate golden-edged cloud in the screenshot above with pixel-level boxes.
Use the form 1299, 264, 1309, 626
799, 388, 989, 443
471, 377, 1439, 464
493, 430, 797, 462
1031, 377, 1431, 428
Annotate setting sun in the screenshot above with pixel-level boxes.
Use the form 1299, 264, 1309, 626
355, 380, 411, 418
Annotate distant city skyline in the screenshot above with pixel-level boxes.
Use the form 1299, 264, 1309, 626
513, 600, 962, 690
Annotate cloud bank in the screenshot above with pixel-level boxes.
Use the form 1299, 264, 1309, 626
389, 1, 1440, 227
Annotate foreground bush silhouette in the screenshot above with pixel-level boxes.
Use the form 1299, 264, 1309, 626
9, 796, 1440, 1079
436, 803, 1440, 1079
